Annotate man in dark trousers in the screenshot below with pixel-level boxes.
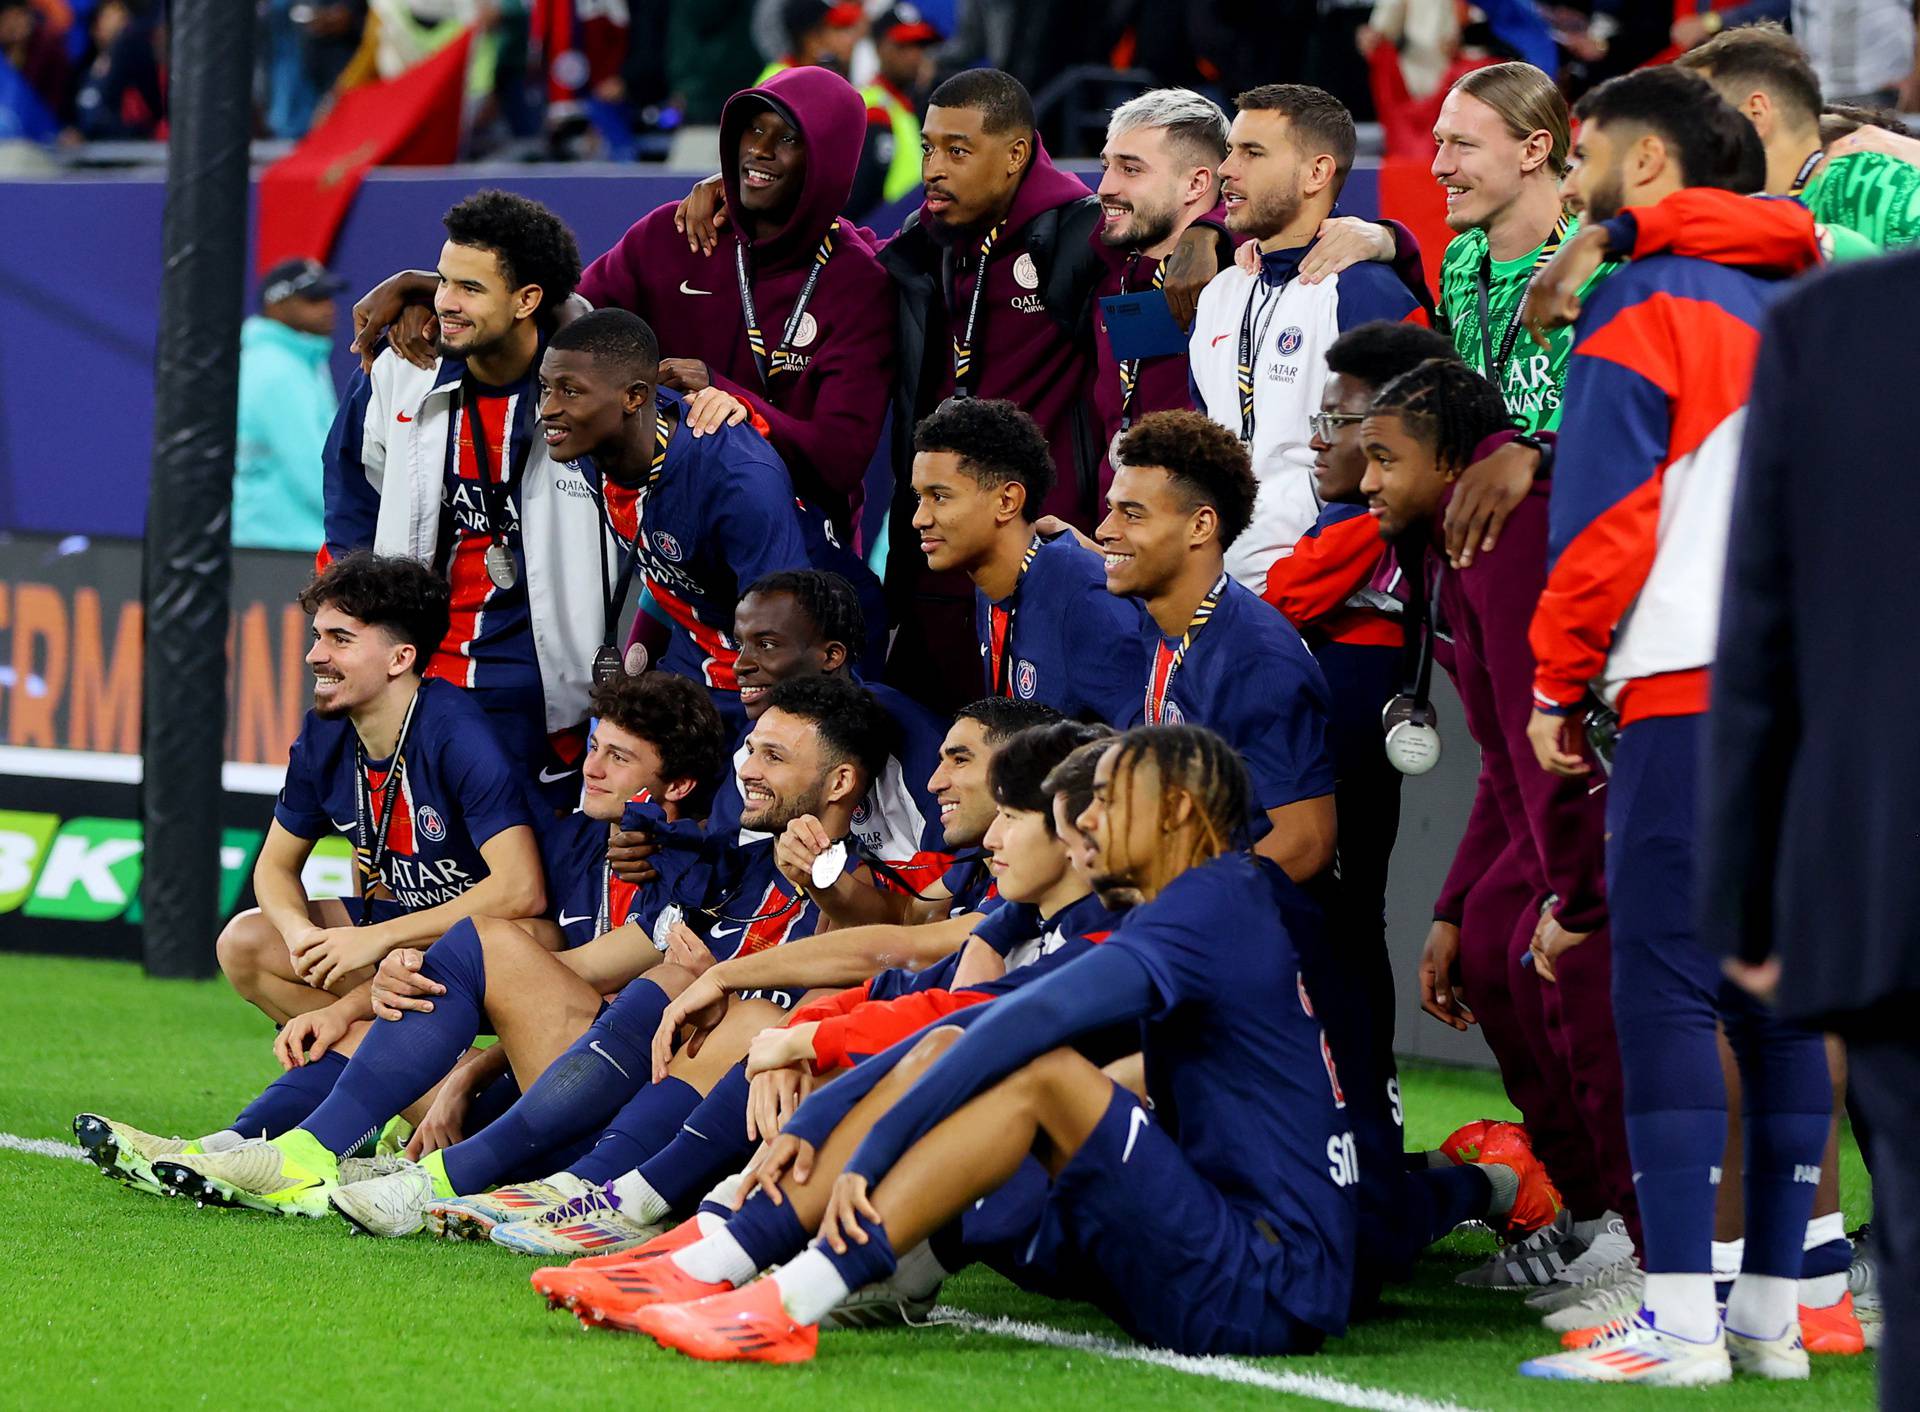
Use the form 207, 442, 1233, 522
1701, 249, 1920, 1411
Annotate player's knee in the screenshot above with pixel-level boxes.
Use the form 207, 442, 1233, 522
472, 915, 539, 961
215, 913, 272, 982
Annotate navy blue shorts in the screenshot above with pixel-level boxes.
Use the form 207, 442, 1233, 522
1019, 1085, 1325, 1356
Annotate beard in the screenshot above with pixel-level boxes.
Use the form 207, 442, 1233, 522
1578, 173, 1626, 226
1227, 184, 1303, 241
436, 321, 512, 365
742, 782, 826, 835
1101, 197, 1180, 251
924, 204, 998, 250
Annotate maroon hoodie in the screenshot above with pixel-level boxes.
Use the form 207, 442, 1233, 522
577, 67, 895, 529
1430, 475, 1608, 934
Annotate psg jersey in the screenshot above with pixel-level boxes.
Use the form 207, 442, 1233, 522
974, 533, 1149, 725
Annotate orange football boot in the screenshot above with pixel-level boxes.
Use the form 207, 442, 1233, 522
1800, 1293, 1865, 1355
629, 1277, 820, 1364
1438, 1118, 1499, 1166
569, 1255, 733, 1329
1474, 1121, 1564, 1237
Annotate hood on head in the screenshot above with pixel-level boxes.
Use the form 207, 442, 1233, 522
720, 66, 868, 264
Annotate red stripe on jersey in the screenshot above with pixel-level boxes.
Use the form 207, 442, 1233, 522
734, 882, 803, 955
874, 850, 955, 897
364, 766, 416, 855
427, 392, 513, 689
646, 577, 740, 690
604, 479, 641, 544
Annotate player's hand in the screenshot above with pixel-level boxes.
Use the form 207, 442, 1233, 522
370, 947, 442, 1021
1528, 912, 1591, 984
1442, 439, 1538, 568
662, 920, 715, 977
1827, 123, 1920, 165
607, 829, 660, 885
1297, 216, 1397, 284
819, 1172, 882, 1254
406, 1074, 473, 1157
275, 1003, 352, 1070
303, 926, 388, 993
745, 1021, 818, 1079
1527, 708, 1591, 777
1524, 225, 1609, 348
1722, 955, 1781, 1003
1418, 920, 1475, 1031
773, 814, 837, 890
350, 272, 438, 371
652, 970, 729, 1081
1235, 238, 1261, 277
747, 1064, 813, 1142
672, 172, 729, 255
658, 357, 712, 395
1160, 223, 1223, 331
1032, 515, 1099, 553
683, 386, 749, 437
740, 1132, 815, 1207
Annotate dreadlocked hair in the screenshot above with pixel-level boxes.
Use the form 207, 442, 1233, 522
1368, 359, 1514, 473
1108, 725, 1249, 890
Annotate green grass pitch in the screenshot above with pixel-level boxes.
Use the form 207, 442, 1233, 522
0, 952, 1875, 1410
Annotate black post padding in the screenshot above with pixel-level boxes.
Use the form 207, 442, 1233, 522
141, 0, 258, 978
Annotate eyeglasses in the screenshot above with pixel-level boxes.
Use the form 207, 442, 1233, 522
1308, 411, 1367, 441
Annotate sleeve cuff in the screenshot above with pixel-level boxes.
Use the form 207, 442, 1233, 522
1600, 211, 1643, 261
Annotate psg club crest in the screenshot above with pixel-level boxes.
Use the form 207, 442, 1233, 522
1277, 326, 1305, 357
792, 312, 819, 348
415, 805, 447, 843
1160, 699, 1185, 724
1015, 659, 1038, 700
651, 529, 683, 562
1013, 253, 1040, 290
851, 799, 870, 826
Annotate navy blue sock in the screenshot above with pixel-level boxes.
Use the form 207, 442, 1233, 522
1802, 1235, 1853, 1280
564, 1076, 703, 1185
301, 920, 489, 1155
1411, 1164, 1494, 1247
228, 1050, 348, 1138
727, 1189, 813, 1270
464, 1070, 521, 1132
439, 975, 670, 1193
1742, 1109, 1830, 1277
812, 1210, 898, 1291
1626, 1108, 1726, 1273
633, 1064, 756, 1207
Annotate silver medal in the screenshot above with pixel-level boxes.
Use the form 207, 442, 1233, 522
484, 541, 517, 590
624, 643, 650, 677
650, 902, 684, 952
1109, 429, 1127, 467
810, 840, 848, 889
1384, 719, 1442, 776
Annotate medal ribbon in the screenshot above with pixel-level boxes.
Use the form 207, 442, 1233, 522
593, 413, 674, 666
1789, 149, 1826, 198
457, 377, 532, 569
352, 685, 422, 927
1236, 274, 1285, 447
1116, 257, 1167, 430
951, 221, 1005, 398
987, 535, 1043, 697
1143, 574, 1226, 724
734, 220, 839, 389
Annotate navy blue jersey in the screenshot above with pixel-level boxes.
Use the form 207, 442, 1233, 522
537, 803, 711, 948
273, 679, 530, 921
1133, 577, 1336, 827
593, 395, 810, 701
666, 833, 853, 962
974, 534, 1149, 725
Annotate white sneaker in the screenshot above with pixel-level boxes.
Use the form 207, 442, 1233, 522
1726, 1324, 1810, 1380
486, 1182, 665, 1257
1527, 1224, 1639, 1312
426, 1173, 591, 1240
1457, 1209, 1584, 1288
1543, 1267, 1644, 1333
1520, 1311, 1731, 1385
339, 1154, 415, 1185
329, 1162, 437, 1238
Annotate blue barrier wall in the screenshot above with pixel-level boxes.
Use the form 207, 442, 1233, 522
0, 163, 1383, 539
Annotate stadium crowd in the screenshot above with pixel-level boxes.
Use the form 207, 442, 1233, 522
69, 17, 1920, 1400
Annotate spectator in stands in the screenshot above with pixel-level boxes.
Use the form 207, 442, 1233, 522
669, 0, 765, 123
234, 258, 345, 553
0, 0, 70, 131
854, 3, 942, 214
1672, 0, 1920, 108
70, 0, 164, 140
259, 0, 366, 139
758, 0, 864, 82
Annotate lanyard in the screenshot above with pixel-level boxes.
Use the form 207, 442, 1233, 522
1236, 275, 1286, 447
734, 220, 839, 389
1144, 573, 1227, 724
456, 378, 530, 553
352, 686, 422, 927
1395, 539, 1438, 708
987, 535, 1042, 697
1116, 255, 1167, 430
950, 221, 1005, 398
592, 414, 674, 659
1789, 149, 1826, 198
1473, 217, 1570, 383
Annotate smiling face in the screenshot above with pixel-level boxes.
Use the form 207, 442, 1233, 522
982, 802, 1070, 905
433, 240, 538, 362
1218, 109, 1305, 239
736, 105, 807, 222
537, 345, 655, 471
1096, 125, 1201, 250
920, 104, 1028, 234
1312, 372, 1376, 504
926, 716, 995, 848
910, 450, 1018, 573
1358, 410, 1451, 540
1095, 463, 1205, 599
581, 717, 670, 822
1431, 89, 1536, 235
736, 707, 835, 832
306, 603, 413, 720
731, 590, 845, 719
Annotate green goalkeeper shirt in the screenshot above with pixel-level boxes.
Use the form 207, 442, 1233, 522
1802, 151, 1920, 252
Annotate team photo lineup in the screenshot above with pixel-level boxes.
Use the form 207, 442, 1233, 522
57, 13, 1920, 1402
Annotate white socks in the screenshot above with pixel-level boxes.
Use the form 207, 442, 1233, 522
608, 1170, 671, 1224
1642, 1272, 1721, 1342
770, 1248, 852, 1325
671, 1227, 758, 1287
1712, 1239, 1745, 1282
1726, 1274, 1797, 1340
198, 1130, 245, 1153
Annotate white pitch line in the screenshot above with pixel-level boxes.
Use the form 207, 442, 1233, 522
0, 1133, 87, 1162
932, 1309, 1479, 1412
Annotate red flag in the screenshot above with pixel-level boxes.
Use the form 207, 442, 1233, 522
256, 32, 474, 274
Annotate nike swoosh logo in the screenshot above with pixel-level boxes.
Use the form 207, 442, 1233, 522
331, 819, 355, 834
396, 412, 413, 422
679, 281, 713, 295
1121, 1104, 1150, 1163
710, 924, 742, 939
588, 1041, 629, 1078
680, 1124, 707, 1141
557, 912, 591, 928
538, 765, 580, 783
1211, 333, 1231, 347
